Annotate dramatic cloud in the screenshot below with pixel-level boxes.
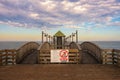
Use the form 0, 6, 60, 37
0, 0, 120, 29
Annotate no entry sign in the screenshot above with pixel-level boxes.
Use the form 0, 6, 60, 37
51, 49, 69, 63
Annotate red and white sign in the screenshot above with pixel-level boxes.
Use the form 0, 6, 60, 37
51, 49, 69, 63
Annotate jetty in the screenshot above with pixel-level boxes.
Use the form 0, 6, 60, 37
0, 31, 120, 80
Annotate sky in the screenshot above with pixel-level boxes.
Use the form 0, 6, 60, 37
0, 0, 120, 41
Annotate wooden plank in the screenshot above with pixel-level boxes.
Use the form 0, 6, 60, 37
102, 57, 113, 60
7, 61, 16, 63
1, 57, 7, 60
103, 62, 113, 64
69, 49, 79, 53
39, 57, 50, 60
40, 61, 51, 64
102, 56, 112, 58
0, 58, 2, 61
39, 49, 50, 51
118, 55, 120, 57
39, 54, 50, 57
1, 54, 7, 56
103, 61, 113, 63
102, 54, 112, 56
6, 57, 16, 60
103, 61, 112, 63
113, 57, 118, 60
118, 59, 120, 64
103, 49, 113, 51
117, 57, 120, 61
113, 59, 117, 62
114, 49, 120, 53
0, 53, 2, 57
106, 55, 112, 57
103, 58, 112, 60
40, 52, 49, 54
39, 49, 79, 53
2, 61, 7, 65
7, 54, 16, 56
69, 54, 77, 56
69, 61, 78, 63
1, 49, 17, 52
69, 57, 76, 59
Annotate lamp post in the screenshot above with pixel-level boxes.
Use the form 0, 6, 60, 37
42, 31, 44, 43
76, 30, 78, 43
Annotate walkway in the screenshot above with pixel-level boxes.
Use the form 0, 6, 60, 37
81, 52, 99, 64
19, 51, 38, 64
0, 64, 119, 80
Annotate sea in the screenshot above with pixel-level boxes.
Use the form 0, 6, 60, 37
0, 41, 120, 50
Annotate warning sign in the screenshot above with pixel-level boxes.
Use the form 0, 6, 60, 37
51, 49, 69, 63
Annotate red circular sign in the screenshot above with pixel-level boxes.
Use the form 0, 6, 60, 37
59, 50, 69, 62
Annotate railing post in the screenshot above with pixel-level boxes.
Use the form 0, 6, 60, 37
46, 34, 48, 42
76, 30, 78, 43
72, 33, 73, 42
51, 37, 53, 44
112, 49, 115, 64
5, 50, 8, 65
114, 49, 120, 67
0, 50, 2, 66
12, 50, 14, 65
103, 53, 106, 64
49, 35, 50, 43
70, 35, 71, 42
118, 51, 120, 67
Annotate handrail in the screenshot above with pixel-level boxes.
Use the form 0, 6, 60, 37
102, 49, 120, 66
0, 49, 17, 66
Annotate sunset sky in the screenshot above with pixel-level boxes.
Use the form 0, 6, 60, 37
0, 0, 120, 41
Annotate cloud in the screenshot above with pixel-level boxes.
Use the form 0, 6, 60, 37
0, 0, 120, 29
29, 13, 40, 19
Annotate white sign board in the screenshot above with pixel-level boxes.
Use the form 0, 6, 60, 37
51, 49, 69, 63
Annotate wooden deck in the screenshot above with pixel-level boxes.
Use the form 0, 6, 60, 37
0, 64, 120, 80
0, 41, 120, 80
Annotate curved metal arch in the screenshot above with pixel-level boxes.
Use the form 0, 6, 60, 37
80, 42, 102, 63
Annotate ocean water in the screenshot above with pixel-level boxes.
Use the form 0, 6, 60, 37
0, 41, 40, 49
0, 41, 120, 50
91, 41, 120, 49
79, 41, 120, 49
